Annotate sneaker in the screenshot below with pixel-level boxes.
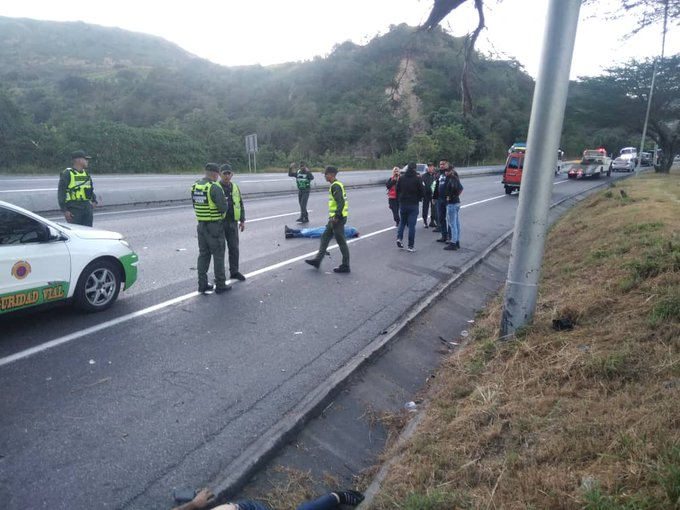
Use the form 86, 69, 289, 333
284, 225, 293, 239
230, 272, 246, 281
198, 283, 215, 294
215, 284, 232, 293
396, 240, 403, 249
436, 237, 448, 243
300, 218, 309, 224
333, 265, 350, 273
443, 243, 458, 250
407, 246, 416, 252
305, 258, 321, 268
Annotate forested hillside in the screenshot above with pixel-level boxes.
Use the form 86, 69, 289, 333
0, 16, 640, 173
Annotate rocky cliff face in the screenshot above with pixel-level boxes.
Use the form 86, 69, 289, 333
389, 58, 425, 136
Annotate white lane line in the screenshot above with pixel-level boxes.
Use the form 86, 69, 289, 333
0, 188, 55, 193
239, 179, 289, 183
0, 225, 393, 367
462, 195, 505, 208
3, 186, 566, 367
86, 208, 309, 221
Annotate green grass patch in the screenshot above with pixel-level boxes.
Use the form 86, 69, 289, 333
623, 221, 665, 234
649, 288, 680, 325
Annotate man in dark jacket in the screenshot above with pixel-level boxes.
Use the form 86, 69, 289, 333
432, 159, 450, 242
289, 161, 314, 223
443, 166, 464, 251
421, 161, 437, 228
395, 162, 424, 252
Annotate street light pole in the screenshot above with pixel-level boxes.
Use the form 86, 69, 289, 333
500, 0, 581, 339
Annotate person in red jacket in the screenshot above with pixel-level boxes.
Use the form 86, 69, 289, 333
385, 166, 400, 226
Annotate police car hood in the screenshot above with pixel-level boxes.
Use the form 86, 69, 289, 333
58, 223, 124, 241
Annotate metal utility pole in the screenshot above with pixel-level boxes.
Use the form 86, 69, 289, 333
500, 0, 581, 339
635, 0, 668, 175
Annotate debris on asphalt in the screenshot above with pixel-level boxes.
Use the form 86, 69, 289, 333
404, 401, 417, 412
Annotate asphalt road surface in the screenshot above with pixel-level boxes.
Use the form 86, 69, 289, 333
0, 170, 619, 509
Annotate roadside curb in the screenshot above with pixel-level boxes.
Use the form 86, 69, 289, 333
211, 178, 613, 503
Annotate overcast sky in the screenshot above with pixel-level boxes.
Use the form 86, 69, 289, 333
1, 0, 677, 79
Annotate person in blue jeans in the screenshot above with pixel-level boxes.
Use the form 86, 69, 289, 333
395, 161, 424, 252
443, 165, 463, 251
172, 487, 365, 510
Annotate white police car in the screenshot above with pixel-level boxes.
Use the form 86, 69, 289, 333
0, 200, 138, 314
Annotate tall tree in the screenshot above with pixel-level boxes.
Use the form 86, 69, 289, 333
569, 55, 680, 172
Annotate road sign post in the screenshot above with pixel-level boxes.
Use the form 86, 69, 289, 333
245, 134, 258, 173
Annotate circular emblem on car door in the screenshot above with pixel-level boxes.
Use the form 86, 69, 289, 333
11, 260, 31, 280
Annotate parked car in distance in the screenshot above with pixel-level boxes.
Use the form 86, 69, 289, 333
400, 163, 427, 174
619, 147, 638, 162
0, 200, 139, 315
567, 148, 611, 179
611, 157, 636, 172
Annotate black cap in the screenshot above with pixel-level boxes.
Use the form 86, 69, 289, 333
220, 163, 232, 174
324, 165, 338, 175
71, 150, 91, 160
205, 163, 220, 173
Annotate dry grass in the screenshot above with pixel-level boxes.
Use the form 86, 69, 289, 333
370, 173, 680, 510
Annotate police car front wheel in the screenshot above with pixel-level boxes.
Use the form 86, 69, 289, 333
74, 259, 122, 312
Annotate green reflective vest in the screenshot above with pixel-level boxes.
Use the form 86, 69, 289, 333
191, 181, 225, 221
231, 183, 242, 222
296, 169, 311, 190
328, 180, 348, 218
65, 168, 93, 202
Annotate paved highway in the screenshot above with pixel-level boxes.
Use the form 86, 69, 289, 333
0, 169, 618, 509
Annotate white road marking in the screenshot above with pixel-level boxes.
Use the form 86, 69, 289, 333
0, 184, 576, 367
0, 224, 391, 367
0, 188, 55, 193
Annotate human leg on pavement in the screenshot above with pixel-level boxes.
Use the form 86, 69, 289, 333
422, 196, 431, 226
299, 190, 310, 222
332, 217, 350, 269
405, 203, 418, 248
388, 198, 400, 225
196, 223, 212, 289
397, 204, 407, 243
313, 220, 334, 262
224, 220, 240, 276
437, 199, 448, 240
206, 221, 227, 288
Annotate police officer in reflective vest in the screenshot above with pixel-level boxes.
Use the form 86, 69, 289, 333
218, 163, 246, 282
191, 163, 230, 294
305, 166, 350, 274
288, 160, 314, 223
58, 149, 98, 226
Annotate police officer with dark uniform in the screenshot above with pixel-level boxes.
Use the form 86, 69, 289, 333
57, 149, 97, 226
191, 163, 230, 294
218, 163, 246, 282
288, 160, 314, 223
305, 166, 350, 273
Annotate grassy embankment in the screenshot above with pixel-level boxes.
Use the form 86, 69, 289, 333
369, 170, 680, 509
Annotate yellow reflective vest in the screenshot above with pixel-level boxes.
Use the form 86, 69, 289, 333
328, 180, 348, 218
65, 168, 93, 202
191, 181, 225, 221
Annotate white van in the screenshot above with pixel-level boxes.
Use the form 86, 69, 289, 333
619, 147, 637, 161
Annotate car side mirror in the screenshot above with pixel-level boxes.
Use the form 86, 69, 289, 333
45, 226, 65, 242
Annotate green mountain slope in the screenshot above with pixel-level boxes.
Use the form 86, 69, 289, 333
0, 16, 536, 172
